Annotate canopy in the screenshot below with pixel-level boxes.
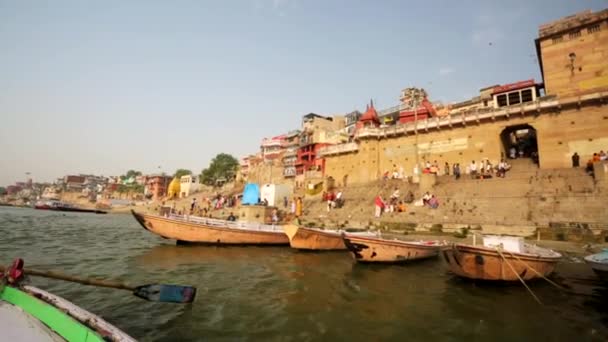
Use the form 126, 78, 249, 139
241, 183, 260, 205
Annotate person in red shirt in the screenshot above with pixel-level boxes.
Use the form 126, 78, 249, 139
374, 195, 385, 218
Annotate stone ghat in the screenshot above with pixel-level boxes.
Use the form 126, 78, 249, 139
300, 159, 608, 242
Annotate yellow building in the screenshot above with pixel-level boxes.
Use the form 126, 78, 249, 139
167, 177, 181, 199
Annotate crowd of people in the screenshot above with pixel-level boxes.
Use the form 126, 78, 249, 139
574, 150, 608, 176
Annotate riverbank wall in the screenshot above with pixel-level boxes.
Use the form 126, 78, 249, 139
299, 159, 608, 242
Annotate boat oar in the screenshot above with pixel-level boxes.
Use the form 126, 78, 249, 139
0, 265, 196, 304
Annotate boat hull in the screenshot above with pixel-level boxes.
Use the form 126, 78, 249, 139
0, 285, 134, 342
584, 254, 608, 282
342, 235, 441, 263
284, 225, 348, 250
132, 210, 289, 245
442, 244, 560, 281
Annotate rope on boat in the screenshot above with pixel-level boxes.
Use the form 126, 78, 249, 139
496, 247, 543, 305
506, 251, 567, 291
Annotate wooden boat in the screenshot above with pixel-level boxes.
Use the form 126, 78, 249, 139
342, 234, 443, 263
584, 249, 608, 282
131, 210, 289, 245
0, 284, 135, 342
34, 200, 107, 214
442, 236, 562, 281
284, 225, 378, 250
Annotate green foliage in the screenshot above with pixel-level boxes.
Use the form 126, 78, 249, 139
116, 184, 144, 194
200, 153, 239, 185
174, 169, 192, 178
0, 187, 6, 195
120, 170, 142, 182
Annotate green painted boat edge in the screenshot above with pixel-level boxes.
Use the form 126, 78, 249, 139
0, 285, 105, 342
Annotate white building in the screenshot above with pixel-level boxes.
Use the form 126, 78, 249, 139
180, 174, 200, 198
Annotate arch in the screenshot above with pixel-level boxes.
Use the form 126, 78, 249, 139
500, 124, 539, 164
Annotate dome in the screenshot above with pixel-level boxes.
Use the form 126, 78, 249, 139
167, 177, 181, 198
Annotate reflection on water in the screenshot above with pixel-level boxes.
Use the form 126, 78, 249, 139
1, 207, 607, 341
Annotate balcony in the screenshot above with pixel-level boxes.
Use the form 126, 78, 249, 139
317, 142, 358, 157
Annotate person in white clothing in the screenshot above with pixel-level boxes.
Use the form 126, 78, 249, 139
470, 161, 477, 179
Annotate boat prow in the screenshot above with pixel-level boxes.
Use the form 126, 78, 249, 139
0, 284, 135, 342
584, 249, 608, 282
131, 210, 289, 245
285, 225, 378, 251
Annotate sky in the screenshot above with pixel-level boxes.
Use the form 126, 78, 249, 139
1, 0, 606, 185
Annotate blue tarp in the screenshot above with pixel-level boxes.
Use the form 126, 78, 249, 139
242, 183, 260, 205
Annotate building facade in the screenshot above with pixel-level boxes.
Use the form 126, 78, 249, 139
319, 8, 608, 186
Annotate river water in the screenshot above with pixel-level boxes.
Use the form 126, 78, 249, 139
1, 207, 607, 341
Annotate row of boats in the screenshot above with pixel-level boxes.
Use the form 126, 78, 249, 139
130, 210, 608, 283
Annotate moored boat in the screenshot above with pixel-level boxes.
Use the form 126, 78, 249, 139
0, 284, 135, 342
342, 234, 443, 263
584, 249, 608, 282
131, 210, 289, 245
34, 200, 107, 214
442, 235, 562, 281
284, 225, 377, 250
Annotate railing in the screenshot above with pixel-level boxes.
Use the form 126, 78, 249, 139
317, 142, 359, 157
353, 94, 608, 139
167, 214, 284, 232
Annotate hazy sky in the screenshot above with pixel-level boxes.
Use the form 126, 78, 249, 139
1, 0, 606, 185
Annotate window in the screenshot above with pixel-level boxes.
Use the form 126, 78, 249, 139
508, 91, 521, 105
497, 94, 508, 107
588, 24, 600, 34
521, 89, 533, 103
569, 30, 581, 39
552, 36, 563, 44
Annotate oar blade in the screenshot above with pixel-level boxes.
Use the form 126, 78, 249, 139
132, 284, 197, 303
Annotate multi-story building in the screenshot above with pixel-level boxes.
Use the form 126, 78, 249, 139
64, 175, 86, 192
282, 130, 300, 178
144, 174, 172, 201
344, 110, 362, 136
179, 174, 200, 198
295, 113, 347, 177
261, 134, 287, 161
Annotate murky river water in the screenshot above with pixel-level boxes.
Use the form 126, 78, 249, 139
1, 207, 607, 341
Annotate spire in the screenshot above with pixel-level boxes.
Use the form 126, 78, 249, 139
370, 99, 374, 108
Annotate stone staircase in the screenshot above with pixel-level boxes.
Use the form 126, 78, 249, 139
300, 158, 607, 236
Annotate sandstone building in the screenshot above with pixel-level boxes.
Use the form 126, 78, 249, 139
319, 9, 608, 185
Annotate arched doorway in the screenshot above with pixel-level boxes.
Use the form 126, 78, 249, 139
500, 124, 539, 164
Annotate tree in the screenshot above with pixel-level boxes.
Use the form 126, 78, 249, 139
0, 187, 6, 195
120, 170, 142, 182
200, 153, 239, 185
174, 169, 192, 178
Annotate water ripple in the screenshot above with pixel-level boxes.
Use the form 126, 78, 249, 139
1, 207, 607, 341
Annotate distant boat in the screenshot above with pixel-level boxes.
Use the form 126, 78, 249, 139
131, 210, 289, 245
34, 200, 107, 214
342, 234, 443, 263
0, 284, 135, 341
284, 225, 377, 251
584, 249, 608, 282
442, 235, 562, 281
